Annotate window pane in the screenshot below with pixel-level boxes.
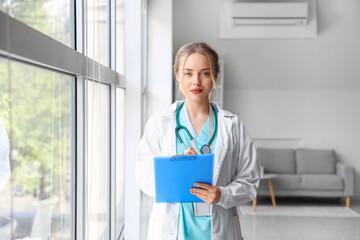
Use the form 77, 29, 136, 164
86, 0, 109, 66
87, 81, 110, 240
0, 58, 74, 239
0, 0, 73, 47
116, 0, 125, 74
115, 88, 125, 234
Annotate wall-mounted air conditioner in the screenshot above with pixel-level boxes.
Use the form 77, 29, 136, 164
232, 2, 309, 26
219, 0, 317, 39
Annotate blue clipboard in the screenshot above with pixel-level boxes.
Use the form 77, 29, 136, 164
154, 153, 214, 203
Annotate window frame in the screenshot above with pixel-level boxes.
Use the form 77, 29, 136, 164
0, 0, 126, 237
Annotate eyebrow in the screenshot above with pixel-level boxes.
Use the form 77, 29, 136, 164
183, 68, 210, 71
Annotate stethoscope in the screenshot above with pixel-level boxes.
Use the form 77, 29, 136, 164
175, 102, 218, 154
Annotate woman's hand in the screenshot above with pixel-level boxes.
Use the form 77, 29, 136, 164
184, 148, 220, 204
184, 147, 198, 155
190, 183, 221, 204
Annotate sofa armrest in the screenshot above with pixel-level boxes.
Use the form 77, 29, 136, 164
336, 162, 355, 196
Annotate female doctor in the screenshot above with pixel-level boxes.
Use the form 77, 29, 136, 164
136, 42, 261, 240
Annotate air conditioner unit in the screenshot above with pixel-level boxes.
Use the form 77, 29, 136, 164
232, 2, 309, 26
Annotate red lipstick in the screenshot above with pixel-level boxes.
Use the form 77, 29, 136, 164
190, 89, 203, 94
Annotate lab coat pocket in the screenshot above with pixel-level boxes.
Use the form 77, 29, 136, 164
233, 215, 242, 240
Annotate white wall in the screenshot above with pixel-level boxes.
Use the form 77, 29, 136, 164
125, 0, 142, 239
141, 0, 173, 239
147, 0, 173, 118
173, 0, 360, 197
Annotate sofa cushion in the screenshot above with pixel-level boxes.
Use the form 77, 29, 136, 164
300, 174, 343, 191
257, 148, 296, 174
269, 174, 302, 190
296, 149, 336, 174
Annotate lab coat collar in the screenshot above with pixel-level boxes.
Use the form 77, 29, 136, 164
161, 101, 181, 156
160, 101, 181, 119
213, 105, 233, 185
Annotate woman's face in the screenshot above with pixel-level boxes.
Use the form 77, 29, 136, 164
177, 53, 215, 103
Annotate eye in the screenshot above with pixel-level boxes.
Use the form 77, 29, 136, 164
184, 72, 191, 77
202, 72, 210, 77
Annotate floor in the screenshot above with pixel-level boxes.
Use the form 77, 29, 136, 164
140, 196, 360, 240
239, 197, 360, 240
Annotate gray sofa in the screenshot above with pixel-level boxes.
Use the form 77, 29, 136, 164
257, 148, 355, 207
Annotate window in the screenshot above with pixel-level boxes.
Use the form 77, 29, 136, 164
0, 58, 74, 239
115, 0, 126, 235
116, 0, 125, 74
116, 88, 125, 234
0, 0, 73, 47
0, 0, 126, 238
86, 0, 109, 66
86, 81, 110, 239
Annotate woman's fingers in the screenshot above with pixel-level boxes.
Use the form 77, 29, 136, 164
191, 191, 214, 204
190, 184, 221, 204
190, 189, 208, 201
193, 193, 208, 202
184, 147, 197, 155
190, 188, 207, 195
194, 183, 211, 189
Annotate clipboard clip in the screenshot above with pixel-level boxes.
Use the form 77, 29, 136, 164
171, 155, 197, 161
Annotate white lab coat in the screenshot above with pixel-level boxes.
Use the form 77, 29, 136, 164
136, 101, 261, 240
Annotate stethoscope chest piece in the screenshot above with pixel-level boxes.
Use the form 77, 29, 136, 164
200, 144, 211, 154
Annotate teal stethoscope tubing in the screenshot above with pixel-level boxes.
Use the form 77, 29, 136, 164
175, 102, 218, 154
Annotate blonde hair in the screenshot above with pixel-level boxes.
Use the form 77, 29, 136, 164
174, 42, 220, 90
